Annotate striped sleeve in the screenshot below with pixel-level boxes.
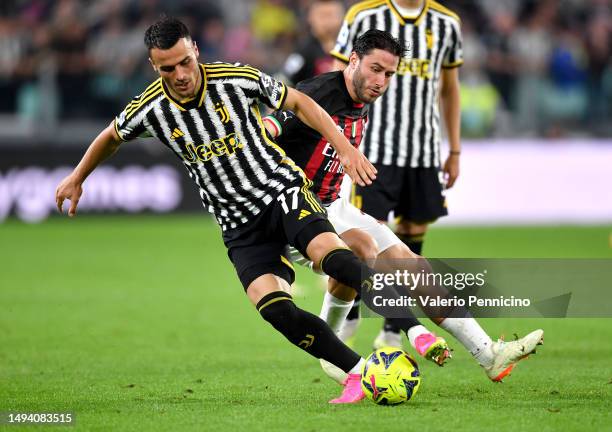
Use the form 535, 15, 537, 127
257, 71, 288, 110
442, 19, 463, 68
330, 19, 354, 63
114, 79, 161, 141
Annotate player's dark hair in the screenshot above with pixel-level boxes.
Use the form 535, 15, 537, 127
353, 29, 406, 59
144, 16, 191, 51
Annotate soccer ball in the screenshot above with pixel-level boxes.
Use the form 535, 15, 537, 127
361, 347, 421, 405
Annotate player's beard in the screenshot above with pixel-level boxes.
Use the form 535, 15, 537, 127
352, 69, 380, 104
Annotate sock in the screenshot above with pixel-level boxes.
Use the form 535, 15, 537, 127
320, 248, 423, 331
320, 248, 373, 294
382, 318, 401, 335
406, 325, 430, 349
258, 291, 361, 373
348, 357, 365, 375
346, 294, 360, 321
337, 317, 360, 342
385, 317, 423, 338
380, 233, 425, 336
440, 317, 494, 366
397, 233, 424, 255
319, 291, 354, 333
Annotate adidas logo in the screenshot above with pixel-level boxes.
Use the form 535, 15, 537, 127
170, 128, 185, 140
298, 209, 311, 220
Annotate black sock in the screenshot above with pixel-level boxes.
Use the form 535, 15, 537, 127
381, 234, 426, 334
320, 248, 422, 332
384, 318, 422, 334
257, 291, 361, 373
320, 248, 373, 293
383, 319, 400, 333
346, 294, 360, 321
397, 233, 424, 255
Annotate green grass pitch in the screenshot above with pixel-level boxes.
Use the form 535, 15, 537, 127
1, 216, 611, 431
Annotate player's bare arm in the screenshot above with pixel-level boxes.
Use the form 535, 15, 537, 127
281, 86, 377, 186
440, 67, 461, 189
55, 122, 122, 216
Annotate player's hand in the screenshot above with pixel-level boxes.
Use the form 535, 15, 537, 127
55, 174, 83, 217
443, 153, 460, 189
338, 145, 377, 187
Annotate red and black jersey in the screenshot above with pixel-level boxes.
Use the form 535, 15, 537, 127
268, 71, 368, 205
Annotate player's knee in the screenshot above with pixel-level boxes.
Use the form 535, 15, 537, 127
383, 243, 420, 260
320, 248, 370, 296
305, 231, 347, 268
340, 229, 379, 261
350, 237, 378, 261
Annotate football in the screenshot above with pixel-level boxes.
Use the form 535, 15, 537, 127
361, 347, 421, 405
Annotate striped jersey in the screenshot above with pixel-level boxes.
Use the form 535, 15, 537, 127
114, 62, 306, 232
267, 72, 368, 205
331, 0, 463, 168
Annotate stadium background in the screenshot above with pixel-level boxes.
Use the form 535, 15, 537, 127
1, 1, 610, 431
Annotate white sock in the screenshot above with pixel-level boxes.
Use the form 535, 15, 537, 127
319, 291, 354, 334
348, 357, 365, 375
440, 317, 494, 366
337, 317, 360, 343
406, 325, 430, 348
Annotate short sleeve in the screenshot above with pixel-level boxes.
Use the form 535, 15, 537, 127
114, 99, 152, 141
330, 19, 355, 64
443, 20, 464, 68
258, 71, 288, 110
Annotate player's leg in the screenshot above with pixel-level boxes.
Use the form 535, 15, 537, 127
279, 179, 422, 335
245, 272, 364, 376
331, 227, 434, 348
318, 278, 359, 385
395, 221, 427, 255
332, 199, 450, 364
316, 228, 378, 385
318, 226, 375, 338
279, 180, 434, 399
297, 229, 424, 334
224, 197, 367, 403
351, 164, 407, 348
377, 240, 544, 381
229, 240, 366, 404
318, 225, 446, 385
375, 219, 430, 347
376, 167, 448, 346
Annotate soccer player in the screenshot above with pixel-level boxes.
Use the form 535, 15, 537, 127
264, 29, 543, 383
330, 0, 464, 349
281, 0, 344, 85
54, 17, 425, 404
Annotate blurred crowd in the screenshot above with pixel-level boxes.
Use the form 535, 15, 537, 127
0, 0, 610, 138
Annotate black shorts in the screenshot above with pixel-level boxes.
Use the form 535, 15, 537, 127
223, 179, 336, 290
353, 165, 447, 223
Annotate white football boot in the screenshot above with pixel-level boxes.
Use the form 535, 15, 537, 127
484, 329, 544, 382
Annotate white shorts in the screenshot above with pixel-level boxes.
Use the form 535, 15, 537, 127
289, 195, 401, 270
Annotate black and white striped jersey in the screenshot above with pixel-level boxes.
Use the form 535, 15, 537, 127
331, 0, 463, 168
114, 62, 306, 231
